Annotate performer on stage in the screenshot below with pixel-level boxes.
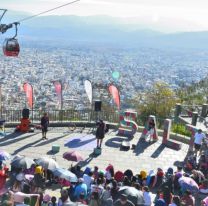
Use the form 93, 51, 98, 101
96, 119, 105, 148
41, 113, 49, 140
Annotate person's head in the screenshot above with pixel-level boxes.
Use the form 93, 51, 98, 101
94, 166, 98, 172
120, 194, 128, 205
177, 166, 183, 172
172, 195, 181, 206
184, 190, 192, 196
143, 186, 149, 192
88, 171, 93, 177
51, 196, 57, 203
78, 178, 84, 184
44, 112, 47, 117
112, 179, 118, 188
61, 189, 69, 202
134, 182, 142, 190
198, 129, 202, 133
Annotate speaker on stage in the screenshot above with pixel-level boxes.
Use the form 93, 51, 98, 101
22, 108, 30, 118
94, 100, 102, 112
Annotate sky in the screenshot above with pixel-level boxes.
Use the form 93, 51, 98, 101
1, 0, 208, 32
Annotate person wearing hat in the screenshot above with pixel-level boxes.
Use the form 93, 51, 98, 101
114, 194, 135, 206
194, 129, 205, 156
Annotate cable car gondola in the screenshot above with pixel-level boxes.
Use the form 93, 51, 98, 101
3, 22, 20, 57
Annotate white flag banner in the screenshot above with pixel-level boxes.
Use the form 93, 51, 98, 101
84, 80, 92, 104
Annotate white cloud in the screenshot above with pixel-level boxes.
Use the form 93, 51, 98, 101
1, 0, 208, 32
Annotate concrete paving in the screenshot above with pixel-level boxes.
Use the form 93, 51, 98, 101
1, 127, 189, 173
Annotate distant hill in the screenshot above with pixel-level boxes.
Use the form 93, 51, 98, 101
1, 14, 208, 49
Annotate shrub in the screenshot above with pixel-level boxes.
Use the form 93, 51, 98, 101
171, 123, 192, 137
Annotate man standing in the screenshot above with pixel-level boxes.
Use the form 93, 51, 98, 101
96, 119, 105, 148
194, 129, 205, 156
41, 113, 49, 140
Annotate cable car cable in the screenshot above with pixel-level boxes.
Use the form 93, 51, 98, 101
16, 0, 80, 23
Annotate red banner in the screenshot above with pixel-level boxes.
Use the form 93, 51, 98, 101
53, 81, 62, 109
23, 83, 33, 109
108, 84, 120, 110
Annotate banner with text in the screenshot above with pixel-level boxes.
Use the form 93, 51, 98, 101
108, 84, 120, 110
23, 83, 33, 109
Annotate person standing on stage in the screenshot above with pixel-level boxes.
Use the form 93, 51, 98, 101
96, 119, 105, 148
41, 113, 49, 140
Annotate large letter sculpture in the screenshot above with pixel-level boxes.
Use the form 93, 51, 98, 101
118, 111, 138, 138
162, 119, 181, 150
141, 115, 158, 141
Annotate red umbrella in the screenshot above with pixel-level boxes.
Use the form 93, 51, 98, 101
63, 151, 84, 162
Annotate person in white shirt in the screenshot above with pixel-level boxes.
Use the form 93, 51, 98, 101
194, 129, 205, 156
143, 186, 152, 206
83, 171, 94, 192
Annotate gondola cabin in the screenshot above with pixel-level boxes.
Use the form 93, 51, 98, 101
3, 38, 20, 57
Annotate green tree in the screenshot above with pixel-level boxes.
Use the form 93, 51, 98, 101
134, 82, 178, 119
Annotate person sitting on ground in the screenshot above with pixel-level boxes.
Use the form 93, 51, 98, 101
199, 179, 208, 194
48, 196, 57, 206
74, 178, 87, 201
93, 166, 99, 180
152, 168, 165, 188
198, 154, 208, 174
100, 184, 112, 206
111, 180, 119, 202
180, 190, 195, 206
88, 191, 100, 206
76, 193, 88, 205
83, 171, 94, 193
33, 166, 45, 190
105, 164, 114, 182
114, 194, 135, 206
74, 165, 83, 179
161, 186, 172, 206
59, 189, 76, 206
191, 169, 205, 184
169, 195, 181, 206
143, 186, 152, 206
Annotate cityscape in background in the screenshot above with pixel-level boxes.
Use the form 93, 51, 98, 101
1, 43, 208, 111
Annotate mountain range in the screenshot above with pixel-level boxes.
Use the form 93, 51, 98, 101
1, 13, 208, 49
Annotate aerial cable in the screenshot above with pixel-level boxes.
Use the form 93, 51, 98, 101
17, 0, 80, 23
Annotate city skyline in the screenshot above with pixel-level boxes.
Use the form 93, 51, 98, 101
1, 0, 208, 32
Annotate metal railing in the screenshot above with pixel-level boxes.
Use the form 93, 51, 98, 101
0, 109, 193, 137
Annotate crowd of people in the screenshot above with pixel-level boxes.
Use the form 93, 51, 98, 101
0, 128, 207, 206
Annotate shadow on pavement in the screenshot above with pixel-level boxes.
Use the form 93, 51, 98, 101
11, 138, 43, 155
64, 137, 96, 148
0, 132, 39, 146
35, 134, 69, 147
133, 138, 155, 156
105, 137, 124, 148
151, 144, 166, 158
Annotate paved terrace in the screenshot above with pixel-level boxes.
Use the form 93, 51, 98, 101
1, 127, 189, 172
